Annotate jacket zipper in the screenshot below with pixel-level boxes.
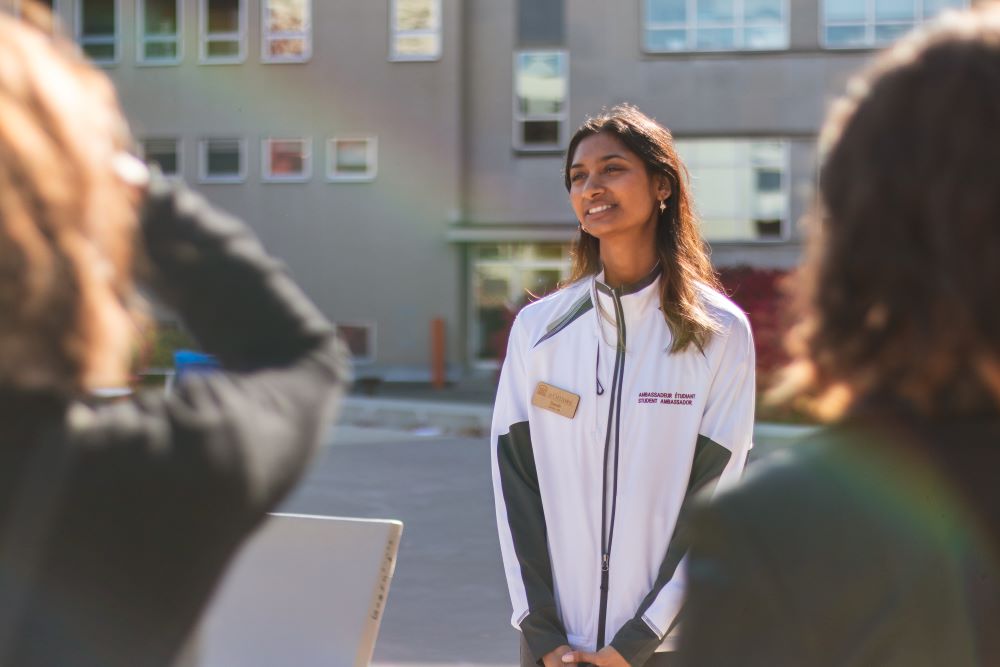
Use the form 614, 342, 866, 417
596, 287, 626, 649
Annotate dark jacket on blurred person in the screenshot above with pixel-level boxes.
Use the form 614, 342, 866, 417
679, 402, 1000, 666
0, 177, 349, 667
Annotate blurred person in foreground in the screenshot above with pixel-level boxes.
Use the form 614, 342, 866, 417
0, 10, 348, 667
679, 7, 1000, 666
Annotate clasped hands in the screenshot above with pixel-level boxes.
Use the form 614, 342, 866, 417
542, 644, 629, 667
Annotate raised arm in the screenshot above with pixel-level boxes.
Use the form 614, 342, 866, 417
83, 175, 351, 524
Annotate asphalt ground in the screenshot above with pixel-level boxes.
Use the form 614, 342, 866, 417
280, 427, 519, 666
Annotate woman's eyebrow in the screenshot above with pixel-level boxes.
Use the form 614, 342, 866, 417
569, 153, 628, 170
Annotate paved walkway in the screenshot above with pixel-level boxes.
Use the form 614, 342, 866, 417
274, 389, 816, 665
281, 427, 519, 666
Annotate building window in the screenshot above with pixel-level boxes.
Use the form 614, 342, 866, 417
518, 0, 565, 46
141, 138, 181, 176
644, 0, 787, 52
199, 138, 246, 183
674, 139, 789, 242
471, 244, 571, 364
390, 0, 441, 61
200, 0, 246, 63
76, 0, 119, 64
336, 323, 376, 364
327, 137, 377, 182
262, 138, 311, 181
823, 0, 965, 48
261, 0, 311, 63
514, 51, 568, 151
138, 0, 182, 64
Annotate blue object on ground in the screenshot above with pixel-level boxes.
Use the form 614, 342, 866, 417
174, 349, 220, 381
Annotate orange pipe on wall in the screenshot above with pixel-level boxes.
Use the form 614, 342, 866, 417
431, 318, 446, 389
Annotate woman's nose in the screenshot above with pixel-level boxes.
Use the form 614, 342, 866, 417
583, 175, 604, 196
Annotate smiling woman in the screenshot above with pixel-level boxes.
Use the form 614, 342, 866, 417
491, 105, 756, 667
565, 105, 721, 354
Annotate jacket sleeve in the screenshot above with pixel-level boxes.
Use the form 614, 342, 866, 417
610, 314, 756, 665
92, 175, 351, 528
491, 316, 568, 664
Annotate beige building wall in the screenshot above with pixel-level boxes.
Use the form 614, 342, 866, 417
459, 0, 875, 268
35, 0, 464, 378
5, 0, 968, 372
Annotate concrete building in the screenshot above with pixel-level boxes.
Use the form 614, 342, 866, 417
6, 0, 966, 380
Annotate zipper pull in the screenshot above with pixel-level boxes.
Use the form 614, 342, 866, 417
596, 346, 605, 395
602, 553, 609, 572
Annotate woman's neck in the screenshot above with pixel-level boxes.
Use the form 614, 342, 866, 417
600, 242, 659, 289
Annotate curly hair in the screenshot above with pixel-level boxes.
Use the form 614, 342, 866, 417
776, 7, 1000, 419
564, 105, 721, 353
0, 9, 142, 395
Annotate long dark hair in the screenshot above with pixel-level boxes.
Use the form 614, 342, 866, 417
776, 7, 1000, 419
564, 104, 720, 353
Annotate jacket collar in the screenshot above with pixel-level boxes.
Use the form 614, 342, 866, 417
592, 264, 662, 342
594, 263, 662, 297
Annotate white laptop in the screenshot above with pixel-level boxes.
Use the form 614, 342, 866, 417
185, 513, 403, 667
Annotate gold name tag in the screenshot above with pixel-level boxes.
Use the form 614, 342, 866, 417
532, 382, 580, 419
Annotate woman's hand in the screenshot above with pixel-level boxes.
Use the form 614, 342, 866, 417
543, 645, 576, 667
561, 646, 629, 667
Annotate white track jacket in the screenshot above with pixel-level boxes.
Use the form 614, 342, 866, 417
491, 268, 755, 665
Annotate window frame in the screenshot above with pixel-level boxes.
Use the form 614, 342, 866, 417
820, 0, 969, 49
75, 0, 121, 66
198, 137, 247, 184
136, 0, 183, 66
642, 0, 790, 53
260, 0, 313, 64
261, 137, 313, 182
389, 0, 443, 62
512, 50, 569, 153
675, 137, 792, 243
199, 0, 247, 64
336, 322, 377, 364
140, 137, 183, 177
326, 136, 378, 182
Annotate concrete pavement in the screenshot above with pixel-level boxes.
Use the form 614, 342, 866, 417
275, 394, 816, 665
280, 427, 519, 666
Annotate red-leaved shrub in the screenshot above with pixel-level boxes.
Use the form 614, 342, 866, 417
717, 266, 805, 422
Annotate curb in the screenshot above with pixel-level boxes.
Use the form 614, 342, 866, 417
339, 396, 494, 436
338, 397, 820, 449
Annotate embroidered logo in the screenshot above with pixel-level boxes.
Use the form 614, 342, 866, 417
637, 391, 696, 406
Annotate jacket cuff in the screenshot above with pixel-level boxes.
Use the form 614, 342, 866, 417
610, 617, 661, 667
520, 606, 568, 666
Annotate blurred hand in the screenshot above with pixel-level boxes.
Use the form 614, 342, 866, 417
561, 646, 629, 667
112, 152, 150, 190
543, 645, 576, 667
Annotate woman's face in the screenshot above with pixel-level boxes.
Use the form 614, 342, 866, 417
568, 132, 670, 243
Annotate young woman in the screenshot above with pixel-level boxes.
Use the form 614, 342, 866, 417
0, 13, 347, 666
491, 105, 755, 667
679, 7, 1000, 666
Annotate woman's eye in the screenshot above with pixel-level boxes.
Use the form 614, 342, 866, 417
570, 173, 585, 182
604, 164, 621, 173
